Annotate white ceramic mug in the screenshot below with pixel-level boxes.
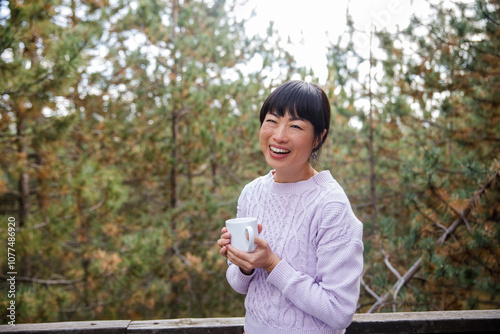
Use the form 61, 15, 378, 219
225, 217, 258, 252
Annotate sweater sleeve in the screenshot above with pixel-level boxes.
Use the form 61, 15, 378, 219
267, 201, 364, 330
225, 185, 256, 294
226, 262, 256, 294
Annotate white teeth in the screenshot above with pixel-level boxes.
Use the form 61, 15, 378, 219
270, 146, 290, 154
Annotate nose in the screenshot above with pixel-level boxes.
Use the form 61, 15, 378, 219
272, 124, 289, 143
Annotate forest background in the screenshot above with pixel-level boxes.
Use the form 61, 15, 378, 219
0, 0, 499, 324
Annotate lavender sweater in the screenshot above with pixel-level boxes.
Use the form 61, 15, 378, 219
226, 171, 364, 334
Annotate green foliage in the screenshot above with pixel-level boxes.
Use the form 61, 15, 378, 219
1, 0, 499, 324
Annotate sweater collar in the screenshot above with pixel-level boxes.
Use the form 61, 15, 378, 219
264, 170, 334, 194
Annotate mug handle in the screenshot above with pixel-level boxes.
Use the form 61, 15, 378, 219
246, 226, 255, 252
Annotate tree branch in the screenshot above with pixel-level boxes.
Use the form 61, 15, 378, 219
430, 184, 472, 232
382, 248, 402, 280
0, 275, 83, 285
361, 276, 381, 301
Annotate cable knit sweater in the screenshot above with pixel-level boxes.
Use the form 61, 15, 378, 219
226, 170, 364, 334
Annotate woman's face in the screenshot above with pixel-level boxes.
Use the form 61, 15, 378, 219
259, 111, 318, 181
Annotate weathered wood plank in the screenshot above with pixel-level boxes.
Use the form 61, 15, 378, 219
126, 317, 245, 334
1, 310, 499, 333
346, 310, 500, 333
0, 320, 131, 334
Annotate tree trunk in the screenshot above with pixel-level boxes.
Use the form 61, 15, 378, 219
16, 117, 29, 228
368, 28, 377, 235
169, 0, 179, 211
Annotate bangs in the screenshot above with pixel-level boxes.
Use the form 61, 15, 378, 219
259, 81, 317, 121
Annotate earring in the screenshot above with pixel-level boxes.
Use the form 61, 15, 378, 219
311, 145, 320, 164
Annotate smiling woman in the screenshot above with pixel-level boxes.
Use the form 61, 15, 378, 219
216, 80, 364, 334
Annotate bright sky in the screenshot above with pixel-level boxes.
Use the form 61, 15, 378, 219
0, 0, 432, 85
234, 0, 431, 83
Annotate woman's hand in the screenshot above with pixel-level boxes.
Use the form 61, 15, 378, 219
217, 224, 279, 274
226, 233, 281, 275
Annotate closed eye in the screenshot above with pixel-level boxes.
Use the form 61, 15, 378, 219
291, 125, 302, 130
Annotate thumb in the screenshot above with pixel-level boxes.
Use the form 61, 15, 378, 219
253, 236, 268, 247
258, 223, 263, 234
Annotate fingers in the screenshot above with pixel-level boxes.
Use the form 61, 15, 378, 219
217, 227, 231, 247
218, 232, 230, 258
219, 245, 228, 257
217, 226, 231, 258
226, 245, 253, 271
226, 244, 246, 258
220, 227, 230, 240
217, 234, 230, 247
226, 245, 250, 264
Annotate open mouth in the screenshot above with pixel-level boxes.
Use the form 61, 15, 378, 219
270, 146, 291, 155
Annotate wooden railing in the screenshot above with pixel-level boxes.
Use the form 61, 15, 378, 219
1, 310, 499, 333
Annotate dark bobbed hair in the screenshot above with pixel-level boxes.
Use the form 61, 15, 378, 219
259, 80, 331, 153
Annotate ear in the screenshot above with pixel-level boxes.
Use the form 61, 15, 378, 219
314, 129, 328, 149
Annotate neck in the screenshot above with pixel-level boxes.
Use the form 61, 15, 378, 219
273, 165, 318, 183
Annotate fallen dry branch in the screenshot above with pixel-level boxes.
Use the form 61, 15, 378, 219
367, 257, 422, 313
